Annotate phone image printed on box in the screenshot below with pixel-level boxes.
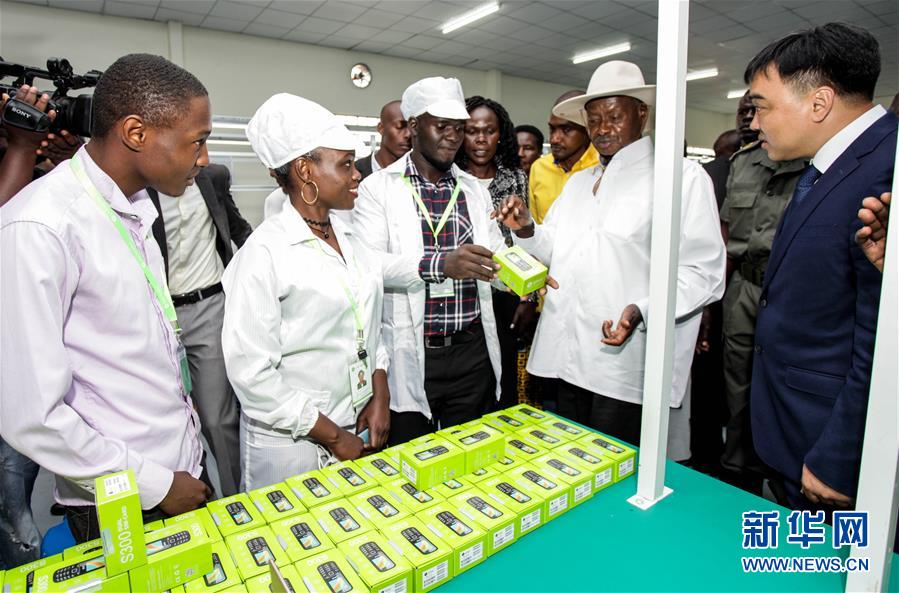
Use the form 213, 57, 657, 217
402, 483, 432, 503
52, 558, 106, 582
290, 522, 321, 550
497, 482, 531, 503
267, 490, 294, 512
304, 477, 330, 498
467, 496, 503, 519
367, 494, 398, 517
401, 527, 437, 554
520, 408, 545, 420
147, 530, 190, 556
247, 537, 274, 566
569, 447, 602, 464
553, 421, 583, 435
437, 511, 472, 536
317, 560, 354, 593
226, 501, 253, 525
360, 542, 395, 572
530, 430, 559, 444
372, 459, 398, 476
548, 458, 581, 476
497, 414, 522, 427
523, 470, 557, 489
506, 252, 533, 271
414, 445, 448, 461
203, 552, 227, 586
509, 439, 537, 454
591, 438, 626, 454
459, 431, 489, 445
338, 467, 365, 486
330, 508, 360, 532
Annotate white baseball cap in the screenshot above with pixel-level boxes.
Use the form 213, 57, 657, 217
400, 77, 470, 120
246, 93, 357, 169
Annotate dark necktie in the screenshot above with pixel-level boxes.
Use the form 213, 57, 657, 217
791, 164, 822, 208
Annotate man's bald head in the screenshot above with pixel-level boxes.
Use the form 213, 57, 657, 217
377, 99, 411, 162
554, 89, 585, 107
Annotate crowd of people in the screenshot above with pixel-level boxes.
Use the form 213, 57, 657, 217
0, 20, 895, 567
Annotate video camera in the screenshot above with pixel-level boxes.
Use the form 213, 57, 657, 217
1, 57, 102, 138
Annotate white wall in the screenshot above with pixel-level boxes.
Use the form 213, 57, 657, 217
1, 1, 732, 148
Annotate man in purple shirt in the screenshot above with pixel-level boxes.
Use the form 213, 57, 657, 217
1, 54, 212, 543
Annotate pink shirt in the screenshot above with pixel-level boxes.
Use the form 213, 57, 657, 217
1, 147, 203, 508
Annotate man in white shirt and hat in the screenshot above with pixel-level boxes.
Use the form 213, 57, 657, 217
353, 77, 508, 445
497, 61, 726, 457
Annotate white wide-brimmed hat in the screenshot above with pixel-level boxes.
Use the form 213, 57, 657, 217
553, 60, 655, 126
401, 76, 469, 120
246, 93, 357, 170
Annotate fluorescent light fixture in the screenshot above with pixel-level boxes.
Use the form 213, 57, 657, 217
442, 2, 500, 34
572, 42, 631, 65
727, 88, 748, 99
685, 67, 718, 82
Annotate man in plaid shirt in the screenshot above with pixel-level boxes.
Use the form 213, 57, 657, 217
354, 77, 509, 445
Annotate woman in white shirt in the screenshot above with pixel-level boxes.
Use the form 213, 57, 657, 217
222, 94, 390, 490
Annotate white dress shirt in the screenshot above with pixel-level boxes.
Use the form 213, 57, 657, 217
263, 188, 288, 220
0, 147, 203, 508
812, 104, 887, 174
158, 182, 224, 294
517, 136, 726, 406
221, 203, 388, 438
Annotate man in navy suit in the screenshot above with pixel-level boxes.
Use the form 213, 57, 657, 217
746, 23, 896, 511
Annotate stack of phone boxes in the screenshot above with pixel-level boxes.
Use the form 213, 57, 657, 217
6, 408, 637, 592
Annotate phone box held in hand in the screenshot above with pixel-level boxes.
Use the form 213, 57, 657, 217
94, 470, 147, 577
492, 246, 547, 296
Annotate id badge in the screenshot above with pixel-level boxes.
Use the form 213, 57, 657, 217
177, 341, 192, 394
429, 278, 454, 299
349, 358, 373, 408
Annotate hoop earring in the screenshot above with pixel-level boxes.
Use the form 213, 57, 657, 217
301, 180, 319, 205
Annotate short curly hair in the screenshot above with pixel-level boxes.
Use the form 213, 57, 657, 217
91, 53, 208, 138
455, 95, 520, 171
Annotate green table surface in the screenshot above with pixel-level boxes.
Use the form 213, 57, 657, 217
437, 443, 899, 592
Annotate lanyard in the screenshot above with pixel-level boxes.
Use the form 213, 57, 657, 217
311, 240, 367, 360
402, 176, 462, 250
69, 154, 181, 334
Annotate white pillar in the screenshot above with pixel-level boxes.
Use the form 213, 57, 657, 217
627, 0, 690, 510
845, 138, 899, 592
485, 68, 502, 103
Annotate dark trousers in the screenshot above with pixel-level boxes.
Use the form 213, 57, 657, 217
492, 289, 521, 410
690, 303, 726, 475
557, 380, 642, 447
388, 323, 495, 446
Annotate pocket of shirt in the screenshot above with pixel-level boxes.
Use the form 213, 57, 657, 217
785, 366, 845, 400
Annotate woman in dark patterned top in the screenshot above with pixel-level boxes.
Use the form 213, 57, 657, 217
455, 96, 537, 410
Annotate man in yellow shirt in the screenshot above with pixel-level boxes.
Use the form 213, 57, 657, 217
528, 90, 599, 223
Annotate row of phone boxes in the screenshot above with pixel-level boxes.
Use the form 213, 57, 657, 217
2, 408, 635, 592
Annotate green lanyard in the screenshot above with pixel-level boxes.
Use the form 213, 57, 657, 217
402, 176, 462, 250
311, 240, 367, 360
70, 154, 181, 335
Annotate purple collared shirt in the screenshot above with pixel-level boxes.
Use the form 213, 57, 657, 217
1, 147, 203, 508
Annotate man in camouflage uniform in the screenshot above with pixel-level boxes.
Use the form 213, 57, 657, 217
719, 92, 806, 494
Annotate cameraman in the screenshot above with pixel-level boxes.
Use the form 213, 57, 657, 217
0, 83, 80, 568
0, 84, 82, 205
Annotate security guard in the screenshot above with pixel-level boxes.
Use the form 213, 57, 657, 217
719, 136, 805, 494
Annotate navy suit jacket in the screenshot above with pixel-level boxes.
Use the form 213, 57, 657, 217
751, 111, 896, 497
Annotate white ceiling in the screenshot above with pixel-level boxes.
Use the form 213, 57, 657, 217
9, 0, 898, 114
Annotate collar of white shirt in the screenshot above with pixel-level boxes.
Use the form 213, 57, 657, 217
277, 200, 355, 246
812, 104, 887, 175
78, 146, 153, 220
591, 135, 653, 176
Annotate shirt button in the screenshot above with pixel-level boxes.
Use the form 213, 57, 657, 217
754, 345, 763, 354
760, 299, 767, 307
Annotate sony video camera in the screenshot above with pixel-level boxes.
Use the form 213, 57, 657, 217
1, 57, 102, 138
